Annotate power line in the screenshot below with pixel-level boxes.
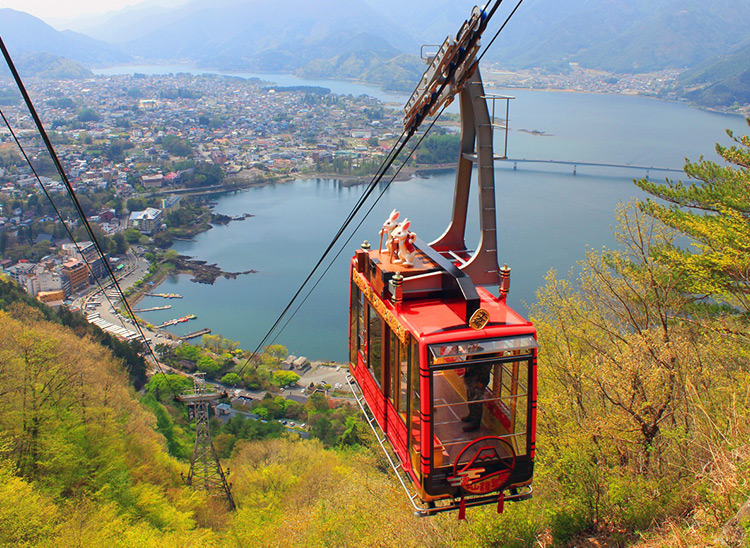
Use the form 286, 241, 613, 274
0, 107, 132, 331
0, 38, 179, 398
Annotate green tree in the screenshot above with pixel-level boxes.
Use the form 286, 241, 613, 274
77, 108, 101, 122
161, 135, 193, 157
220, 372, 242, 386
636, 119, 750, 311
145, 374, 193, 401
162, 249, 179, 263
272, 370, 300, 387
123, 228, 142, 244
532, 205, 750, 537
196, 355, 220, 375
112, 232, 128, 255
417, 133, 460, 164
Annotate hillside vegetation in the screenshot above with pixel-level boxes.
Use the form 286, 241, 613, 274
675, 43, 750, 108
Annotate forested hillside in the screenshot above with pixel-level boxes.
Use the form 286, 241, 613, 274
2, 123, 750, 546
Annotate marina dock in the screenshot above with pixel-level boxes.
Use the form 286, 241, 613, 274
181, 328, 212, 340
146, 293, 184, 299
155, 314, 197, 329
134, 305, 172, 312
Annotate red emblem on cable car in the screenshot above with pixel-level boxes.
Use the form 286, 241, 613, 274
448, 437, 516, 495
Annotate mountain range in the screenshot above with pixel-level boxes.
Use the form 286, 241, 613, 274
1, 0, 749, 105
0, 8, 130, 67
675, 42, 750, 108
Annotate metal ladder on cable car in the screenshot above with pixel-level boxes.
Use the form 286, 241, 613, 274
345, 374, 429, 517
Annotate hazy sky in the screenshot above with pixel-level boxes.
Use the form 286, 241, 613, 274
4, 0, 186, 25
5, 0, 132, 20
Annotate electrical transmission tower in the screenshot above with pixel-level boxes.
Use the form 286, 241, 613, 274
177, 378, 236, 510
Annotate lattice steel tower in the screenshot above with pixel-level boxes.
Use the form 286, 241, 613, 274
178, 379, 236, 509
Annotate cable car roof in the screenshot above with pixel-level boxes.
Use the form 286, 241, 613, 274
396, 285, 534, 342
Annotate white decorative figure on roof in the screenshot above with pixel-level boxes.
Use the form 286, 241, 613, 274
392, 219, 417, 267
379, 209, 400, 257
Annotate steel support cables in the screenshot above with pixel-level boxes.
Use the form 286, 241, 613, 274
268, 113, 447, 350
0, 38, 179, 397
0, 107, 134, 333
235, 128, 415, 372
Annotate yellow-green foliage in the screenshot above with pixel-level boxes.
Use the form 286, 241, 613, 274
3, 194, 750, 547
532, 205, 750, 545
0, 303, 470, 547
636, 119, 750, 312
0, 305, 207, 546
227, 438, 461, 547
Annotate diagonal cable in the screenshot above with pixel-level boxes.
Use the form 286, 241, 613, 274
0, 38, 179, 397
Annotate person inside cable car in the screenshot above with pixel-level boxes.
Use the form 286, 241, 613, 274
461, 360, 492, 432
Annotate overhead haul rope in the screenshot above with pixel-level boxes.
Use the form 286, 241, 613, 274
268, 112, 446, 348
235, 127, 414, 373
0, 38, 179, 398
236, 0, 525, 373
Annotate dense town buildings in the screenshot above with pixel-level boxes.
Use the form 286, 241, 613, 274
0, 67, 683, 303
0, 72, 405, 301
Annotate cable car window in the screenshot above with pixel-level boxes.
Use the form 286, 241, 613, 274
388, 334, 410, 416
429, 335, 537, 364
408, 340, 421, 479
368, 306, 382, 387
357, 297, 367, 362
389, 334, 399, 407
350, 284, 362, 364
429, 352, 530, 467
398, 341, 409, 415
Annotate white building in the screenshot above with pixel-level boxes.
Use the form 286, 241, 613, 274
128, 207, 163, 234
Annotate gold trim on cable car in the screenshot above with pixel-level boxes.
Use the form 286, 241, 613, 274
352, 268, 410, 345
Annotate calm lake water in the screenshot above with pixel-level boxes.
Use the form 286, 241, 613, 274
127, 67, 747, 361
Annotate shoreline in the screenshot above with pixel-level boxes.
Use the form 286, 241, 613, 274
94, 64, 749, 118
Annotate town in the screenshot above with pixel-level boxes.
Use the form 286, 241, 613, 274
0, 64, 697, 315
0, 72, 410, 310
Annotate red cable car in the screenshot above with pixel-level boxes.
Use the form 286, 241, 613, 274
347, 13, 537, 516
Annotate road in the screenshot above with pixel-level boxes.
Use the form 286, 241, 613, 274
76, 249, 175, 349
76, 248, 351, 402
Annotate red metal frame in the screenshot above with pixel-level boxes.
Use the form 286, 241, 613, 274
348, 258, 537, 505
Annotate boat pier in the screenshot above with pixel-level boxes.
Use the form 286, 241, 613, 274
155, 315, 197, 329
134, 305, 172, 312
181, 328, 212, 340
146, 292, 184, 299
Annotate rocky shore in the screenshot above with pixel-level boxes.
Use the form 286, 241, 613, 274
173, 255, 257, 284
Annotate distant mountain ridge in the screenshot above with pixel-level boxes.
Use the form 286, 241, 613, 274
675, 42, 750, 108
0, 8, 131, 67
1, 52, 93, 80
4, 0, 750, 107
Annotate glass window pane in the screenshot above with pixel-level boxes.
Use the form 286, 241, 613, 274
390, 335, 399, 403
398, 343, 409, 415
409, 341, 421, 479
368, 306, 382, 387
432, 359, 529, 467
350, 284, 361, 364
357, 298, 366, 361
429, 336, 538, 364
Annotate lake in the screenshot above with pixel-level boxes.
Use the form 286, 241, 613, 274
127, 67, 747, 361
